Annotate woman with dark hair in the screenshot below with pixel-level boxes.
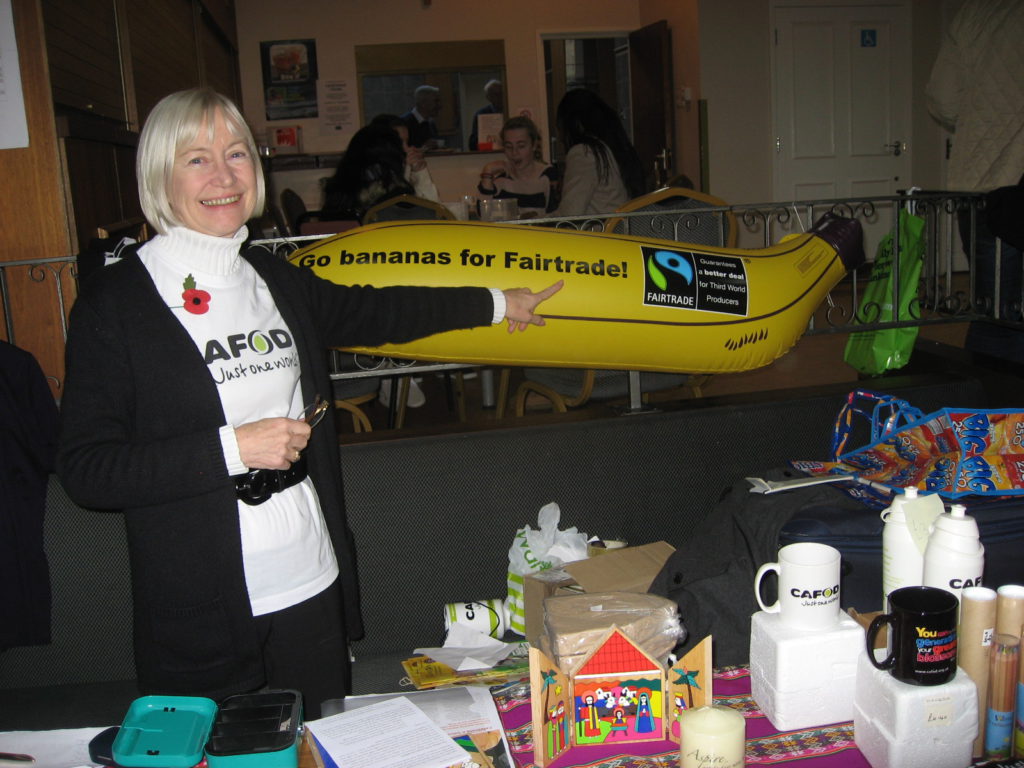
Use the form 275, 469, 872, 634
321, 123, 415, 221
551, 88, 645, 217
370, 113, 440, 203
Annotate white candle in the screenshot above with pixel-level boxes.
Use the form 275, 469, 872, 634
679, 704, 746, 768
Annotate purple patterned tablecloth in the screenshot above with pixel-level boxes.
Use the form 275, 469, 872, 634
491, 666, 870, 768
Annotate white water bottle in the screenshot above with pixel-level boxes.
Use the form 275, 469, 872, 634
923, 504, 985, 608
881, 487, 925, 610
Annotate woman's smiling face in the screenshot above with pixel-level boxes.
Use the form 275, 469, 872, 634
169, 108, 256, 237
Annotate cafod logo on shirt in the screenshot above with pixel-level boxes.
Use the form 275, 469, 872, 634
203, 328, 298, 384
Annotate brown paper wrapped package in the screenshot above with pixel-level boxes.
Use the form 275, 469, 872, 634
540, 591, 683, 675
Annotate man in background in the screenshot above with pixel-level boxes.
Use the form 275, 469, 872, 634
469, 79, 504, 150
401, 85, 441, 149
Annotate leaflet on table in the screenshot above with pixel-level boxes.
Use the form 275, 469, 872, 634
343, 687, 513, 768
305, 696, 471, 768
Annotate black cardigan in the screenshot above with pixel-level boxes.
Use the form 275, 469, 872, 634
57, 244, 493, 696
0, 341, 59, 650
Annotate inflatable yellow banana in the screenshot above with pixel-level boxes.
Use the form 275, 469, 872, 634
289, 213, 863, 374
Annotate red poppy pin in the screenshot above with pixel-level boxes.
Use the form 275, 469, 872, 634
180, 274, 211, 315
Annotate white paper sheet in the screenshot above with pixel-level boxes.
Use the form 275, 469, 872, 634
343, 687, 513, 768
305, 696, 470, 768
415, 623, 513, 671
0, 728, 106, 768
0, 0, 29, 149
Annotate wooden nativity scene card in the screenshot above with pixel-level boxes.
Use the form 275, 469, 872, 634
529, 628, 712, 766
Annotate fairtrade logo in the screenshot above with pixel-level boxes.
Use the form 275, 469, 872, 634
642, 246, 747, 315
647, 250, 694, 290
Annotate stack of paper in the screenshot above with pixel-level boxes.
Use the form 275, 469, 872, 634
306, 693, 501, 768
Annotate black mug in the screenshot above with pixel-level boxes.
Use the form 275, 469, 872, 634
867, 586, 959, 686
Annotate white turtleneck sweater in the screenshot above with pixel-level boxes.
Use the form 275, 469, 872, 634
139, 226, 338, 616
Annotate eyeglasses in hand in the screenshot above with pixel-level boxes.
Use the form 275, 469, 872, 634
300, 395, 330, 430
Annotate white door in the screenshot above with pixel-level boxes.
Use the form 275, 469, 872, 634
772, 2, 912, 204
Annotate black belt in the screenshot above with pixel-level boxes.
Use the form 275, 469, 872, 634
234, 455, 308, 506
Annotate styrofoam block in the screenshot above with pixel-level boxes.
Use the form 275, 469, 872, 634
751, 669, 856, 731
750, 611, 862, 690
748, 610, 862, 730
853, 647, 977, 768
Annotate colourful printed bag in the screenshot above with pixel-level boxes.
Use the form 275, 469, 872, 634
793, 389, 1024, 500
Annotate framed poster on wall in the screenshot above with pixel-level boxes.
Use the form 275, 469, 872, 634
261, 39, 318, 121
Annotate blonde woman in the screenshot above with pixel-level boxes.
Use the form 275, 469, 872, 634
478, 116, 558, 217
57, 88, 561, 717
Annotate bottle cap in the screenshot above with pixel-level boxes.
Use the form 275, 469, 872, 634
950, 504, 966, 518
904, 486, 919, 498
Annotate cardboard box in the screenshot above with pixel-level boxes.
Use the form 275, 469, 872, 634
541, 591, 682, 675
847, 607, 886, 649
522, 541, 675, 648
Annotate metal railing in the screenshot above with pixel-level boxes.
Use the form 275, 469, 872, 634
4, 192, 1018, 393
0, 256, 77, 346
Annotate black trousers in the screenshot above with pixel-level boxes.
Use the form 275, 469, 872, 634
253, 577, 349, 720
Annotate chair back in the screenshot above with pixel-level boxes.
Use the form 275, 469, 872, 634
280, 188, 308, 236
298, 219, 361, 236
605, 187, 737, 247
96, 218, 149, 243
363, 194, 456, 224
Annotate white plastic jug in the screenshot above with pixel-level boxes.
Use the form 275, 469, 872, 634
923, 503, 985, 609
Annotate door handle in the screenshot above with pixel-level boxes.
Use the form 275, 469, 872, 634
884, 141, 906, 157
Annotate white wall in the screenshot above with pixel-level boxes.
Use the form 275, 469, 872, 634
236, 0, 642, 157
698, 0, 773, 205
235, 0, 947, 209
697, 0, 950, 208
235, 0, 716, 205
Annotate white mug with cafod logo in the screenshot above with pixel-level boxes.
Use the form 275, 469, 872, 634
754, 542, 842, 630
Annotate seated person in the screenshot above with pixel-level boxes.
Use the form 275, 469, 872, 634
321, 124, 415, 222
550, 88, 645, 217
370, 114, 440, 202
400, 85, 441, 149
477, 116, 558, 217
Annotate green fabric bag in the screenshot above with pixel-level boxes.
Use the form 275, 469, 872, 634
843, 212, 926, 375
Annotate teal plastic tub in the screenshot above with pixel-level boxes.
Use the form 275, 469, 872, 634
112, 695, 217, 768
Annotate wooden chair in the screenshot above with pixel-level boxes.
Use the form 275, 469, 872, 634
363, 194, 456, 224
96, 218, 149, 242
604, 186, 737, 247
503, 368, 709, 417
329, 352, 384, 433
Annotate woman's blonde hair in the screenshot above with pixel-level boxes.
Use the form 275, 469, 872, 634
137, 88, 266, 235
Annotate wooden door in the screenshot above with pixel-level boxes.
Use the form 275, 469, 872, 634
629, 20, 675, 191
